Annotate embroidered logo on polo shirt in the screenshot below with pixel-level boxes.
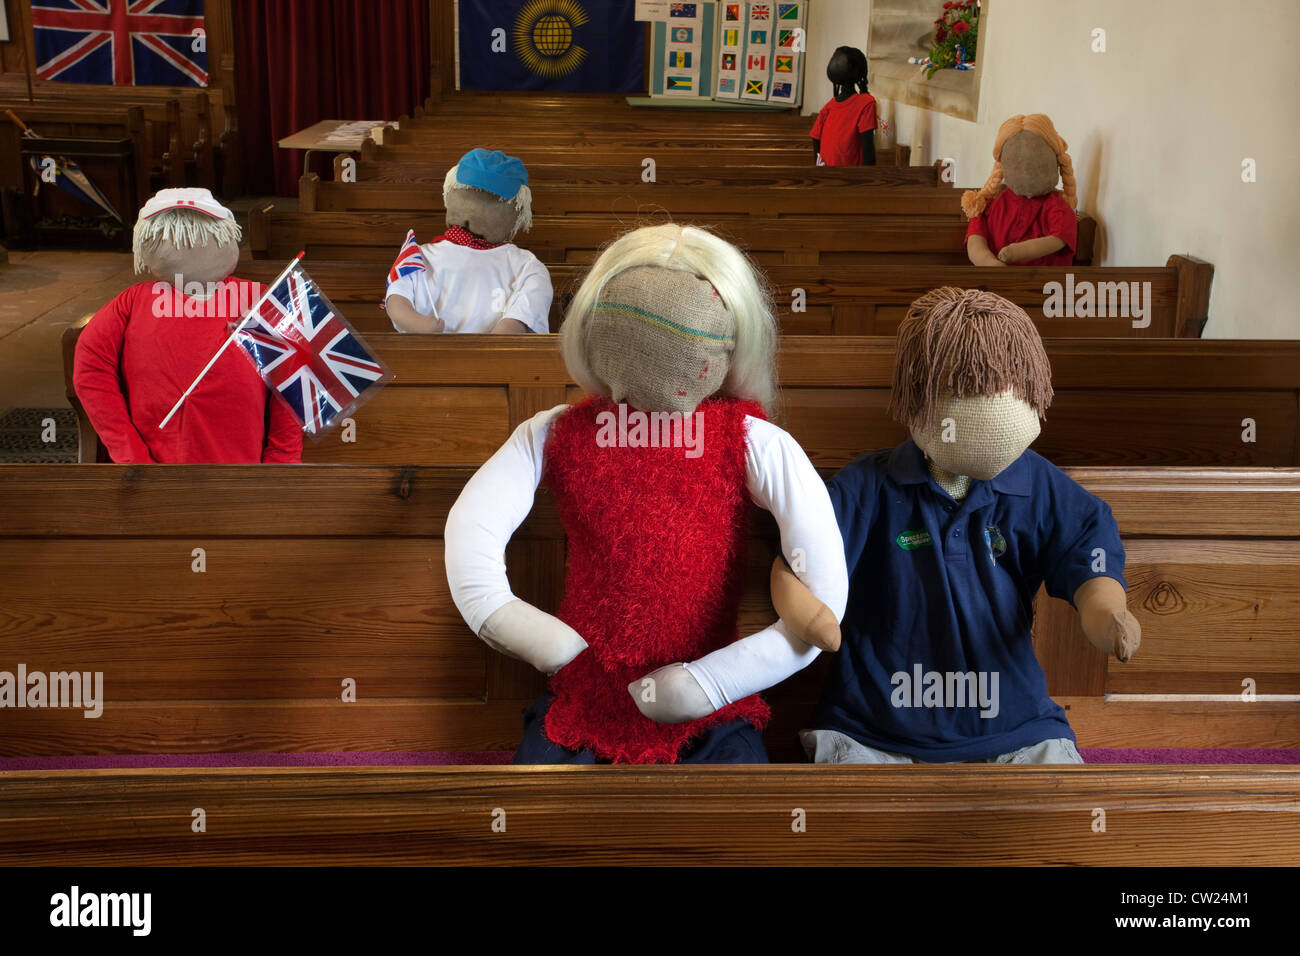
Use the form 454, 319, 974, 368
895, 530, 933, 551
984, 526, 1007, 563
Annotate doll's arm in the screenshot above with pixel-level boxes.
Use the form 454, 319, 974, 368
72, 290, 155, 463
444, 405, 588, 674
490, 317, 530, 334
997, 235, 1066, 263
1074, 575, 1141, 663
859, 131, 876, 166
500, 256, 553, 334
630, 418, 849, 723
386, 294, 446, 333
771, 555, 841, 651
966, 234, 1007, 267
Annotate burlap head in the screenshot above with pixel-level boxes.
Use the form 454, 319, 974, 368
910, 390, 1041, 481
1000, 130, 1060, 199
586, 265, 735, 415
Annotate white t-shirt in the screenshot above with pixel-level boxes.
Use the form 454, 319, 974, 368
385, 241, 553, 334
444, 404, 850, 709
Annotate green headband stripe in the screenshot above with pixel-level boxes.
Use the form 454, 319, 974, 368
594, 302, 735, 345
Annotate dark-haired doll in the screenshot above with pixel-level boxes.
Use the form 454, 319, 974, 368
811, 46, 876, 166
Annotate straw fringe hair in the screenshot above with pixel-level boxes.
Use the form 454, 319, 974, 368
443, 164, 533, 236
132, 208, 241, 274
559, 223, 778, 414
889, 287, 1053, 433
961, 113, 1077, 219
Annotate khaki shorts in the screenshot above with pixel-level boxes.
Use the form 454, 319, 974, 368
800, 729, 1084, 765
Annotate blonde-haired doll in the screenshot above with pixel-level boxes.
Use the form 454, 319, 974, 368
444, 223, 848, 764
963, 113, 1079, 267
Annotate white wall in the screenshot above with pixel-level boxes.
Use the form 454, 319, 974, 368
804, 0, 1300, 338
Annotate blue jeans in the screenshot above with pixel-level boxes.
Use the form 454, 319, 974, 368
513, 692, 770, 764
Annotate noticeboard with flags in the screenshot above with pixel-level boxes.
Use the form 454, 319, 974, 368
31, 0, 209, 88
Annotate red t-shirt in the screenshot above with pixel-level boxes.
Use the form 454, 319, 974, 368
811, 93, 878, 166
965, 189, 1078, 266
73, 279, 304, 464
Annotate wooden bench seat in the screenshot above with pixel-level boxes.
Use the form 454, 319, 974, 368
300, 172, 962, 217
2, 764, 1297, 865
1, 465, 1297, 763
234, 256, 1211, 338
346, 158, 933, 187
62, 335, 1292, 468
248, 207, 1096, 267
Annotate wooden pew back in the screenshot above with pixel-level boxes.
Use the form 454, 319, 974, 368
1, 465, 1297, 761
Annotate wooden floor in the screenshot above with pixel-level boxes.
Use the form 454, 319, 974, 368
2, 765, 1297, 866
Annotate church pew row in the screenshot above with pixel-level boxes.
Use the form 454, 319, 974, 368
248, 208, 1097, 267
362, 140, 824, 169
345, 158, 934, 187
0, 75, 227, 193
235, 256, 1213, 338
2, 765, 1297, 866
0, 104, 153, 207
299, 172, 962, 217
1, 465, 1298, 765
63, 336, 1298, 471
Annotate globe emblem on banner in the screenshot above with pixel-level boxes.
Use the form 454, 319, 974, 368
514, 0, 590, 77
533, 15, 573, 55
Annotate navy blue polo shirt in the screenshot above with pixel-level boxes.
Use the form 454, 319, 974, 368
814, 439, 1126, 762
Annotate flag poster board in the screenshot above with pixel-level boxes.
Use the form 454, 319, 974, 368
648, 2, 717, 98
715, 2, 743, 99
712, 1, 804, 105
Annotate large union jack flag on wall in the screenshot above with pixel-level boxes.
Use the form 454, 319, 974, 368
235, 267, 391, 436
32, 0, 209, 87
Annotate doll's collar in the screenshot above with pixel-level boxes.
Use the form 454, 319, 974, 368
435, 224, 506, 250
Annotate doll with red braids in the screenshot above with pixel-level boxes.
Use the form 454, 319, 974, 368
963, 114, 1079, 267
444, 224, 848, 764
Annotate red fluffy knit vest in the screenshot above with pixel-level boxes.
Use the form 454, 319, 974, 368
541, 395, 771, 763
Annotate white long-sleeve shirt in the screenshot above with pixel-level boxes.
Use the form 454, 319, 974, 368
385, 241, 553, 334
444, 404, 849, 710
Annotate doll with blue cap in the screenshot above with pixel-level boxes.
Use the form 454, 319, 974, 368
385, 148, 553, 334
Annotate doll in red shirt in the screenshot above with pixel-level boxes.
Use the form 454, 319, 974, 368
811, 46, 877, 166
962, 113, 1078, 267
73, 188, 303, 464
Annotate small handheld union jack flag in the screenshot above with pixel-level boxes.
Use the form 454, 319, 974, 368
234, 263, 391, 436
387, 229, 426, 285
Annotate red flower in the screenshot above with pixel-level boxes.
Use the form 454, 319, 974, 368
935, 27, 947, 42
953, 20, 970, 33
943, 2, 954, 8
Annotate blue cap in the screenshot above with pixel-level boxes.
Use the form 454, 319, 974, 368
455, 148, 529, 201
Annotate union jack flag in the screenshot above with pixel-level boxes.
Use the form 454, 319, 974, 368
235, 267, 390, 435
751, 4, 771, 20
32, 0, 208, 88
387, 230, 426, 285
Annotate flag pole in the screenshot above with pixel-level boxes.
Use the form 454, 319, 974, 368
158, 251, 305, 430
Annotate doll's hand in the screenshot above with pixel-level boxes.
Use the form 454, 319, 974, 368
997, 243, 1020, 263
628, 663, 715, 724
1107, 609, 1142, 663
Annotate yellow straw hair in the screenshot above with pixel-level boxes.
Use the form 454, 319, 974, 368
961, 113, 1076, 219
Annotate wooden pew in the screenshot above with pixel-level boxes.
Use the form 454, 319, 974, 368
1, 104, 151, 207
3, 765, 1297, 866
1, 465, 1297, 762
300, 172, 961, 217
63, 335, 1297, 469
235, 256, 1212, 338
345, 158, 934, 187
0, 76, 223, 191
248, 207, 1097, 267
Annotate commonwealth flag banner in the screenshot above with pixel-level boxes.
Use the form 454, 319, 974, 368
458, 0, 645, 92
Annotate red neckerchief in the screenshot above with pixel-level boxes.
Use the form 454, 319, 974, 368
433, 224, 506, 250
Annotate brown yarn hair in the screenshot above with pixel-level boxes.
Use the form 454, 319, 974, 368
888, 287, 1054, 433
961, 113, 1077, 219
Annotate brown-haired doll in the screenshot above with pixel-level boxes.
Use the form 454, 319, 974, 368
788, 287, 1139, 765
963, 114, 1078, 267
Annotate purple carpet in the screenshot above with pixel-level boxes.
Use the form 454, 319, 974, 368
2, 749, 1300, 770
